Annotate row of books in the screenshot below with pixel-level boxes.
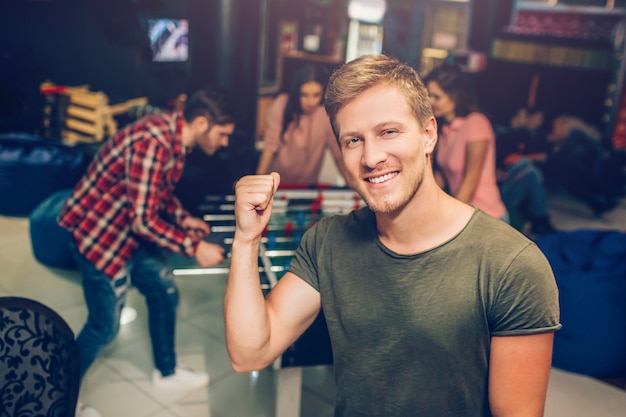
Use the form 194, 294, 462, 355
491, 37, 616, 70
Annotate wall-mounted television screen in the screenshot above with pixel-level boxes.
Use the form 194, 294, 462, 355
149, 18, 189, 62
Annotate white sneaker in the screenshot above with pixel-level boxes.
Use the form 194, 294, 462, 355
151, 366, 209, 390
76, 400, 101, 417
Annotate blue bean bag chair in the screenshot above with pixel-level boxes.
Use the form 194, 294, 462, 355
535, 230, 626, 378
29, 188, 77, 270
0, 133, 86, 216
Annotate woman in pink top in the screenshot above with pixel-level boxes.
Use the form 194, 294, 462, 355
424, 64, 507, 220
256, 64, 346, 185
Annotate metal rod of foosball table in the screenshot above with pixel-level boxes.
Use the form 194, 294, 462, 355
206, 189, 360, 202
204, 194, 235, 202
202, 214, 237, 221
224, 236, 297, 245
263, 250, 296, 257
211, 224, 310, 233
172, 267, 231, 276
171, 265, 286, 276
202, 210, 326, 223
275, 189, 360, 200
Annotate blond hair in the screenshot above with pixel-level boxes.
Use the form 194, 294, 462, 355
324, 54, 433, 139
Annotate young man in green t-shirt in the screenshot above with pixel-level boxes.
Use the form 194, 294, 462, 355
225, 54, 561, 417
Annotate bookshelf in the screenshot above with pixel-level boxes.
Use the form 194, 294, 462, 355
483, 5, 626, 141
491, 35, 614, 70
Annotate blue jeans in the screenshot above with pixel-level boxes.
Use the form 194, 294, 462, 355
71, 240, 179, 380
499, 159, 548, 217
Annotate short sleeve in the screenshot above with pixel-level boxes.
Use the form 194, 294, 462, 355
490, 243, 562, 336
464, 113, 495, 143
287, 220, 330, 292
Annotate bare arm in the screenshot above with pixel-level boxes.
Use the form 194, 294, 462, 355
455, 139, 489, 203
224, 173, 321, 372
256, 148, 276, 175
489, 332, 555, 417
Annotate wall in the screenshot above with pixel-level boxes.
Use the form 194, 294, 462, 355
0, 0, 199, 133
477, 6, 624, 138
1, 0, 262, 199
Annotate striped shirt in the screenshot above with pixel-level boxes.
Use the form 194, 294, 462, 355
58, 111, 199, 279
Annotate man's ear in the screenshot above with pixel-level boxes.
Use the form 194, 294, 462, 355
194, 115, 210, 133
424, 117, 438, 153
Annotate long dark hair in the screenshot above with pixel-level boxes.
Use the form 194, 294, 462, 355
281, 64, 329, 137
423, 63, 479, 119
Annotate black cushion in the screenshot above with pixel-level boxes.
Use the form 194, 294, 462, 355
0, 296, 80, 416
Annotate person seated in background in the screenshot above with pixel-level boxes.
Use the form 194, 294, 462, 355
58, 86, 237, 417
503, 107, 552, 163
544, 115, 625, 215
256, 63, 348, 185
423, 63, 508, 221
499, 111, 626, 217
495, 108, 556, 236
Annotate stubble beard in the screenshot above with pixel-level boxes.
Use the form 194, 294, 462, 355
353, 166, 423, 214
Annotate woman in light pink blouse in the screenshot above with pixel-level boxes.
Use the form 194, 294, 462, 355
256, 64, 346, 185
424, 64, 508, 220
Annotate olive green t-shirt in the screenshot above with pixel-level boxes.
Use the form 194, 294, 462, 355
289, 208, 561, 417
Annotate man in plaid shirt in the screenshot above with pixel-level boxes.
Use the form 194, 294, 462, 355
59, 87, 236, 414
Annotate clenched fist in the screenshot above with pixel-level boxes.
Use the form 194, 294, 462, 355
233, 172, 281, 243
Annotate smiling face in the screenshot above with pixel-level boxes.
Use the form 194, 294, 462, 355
299, 81, 324, 114
336, 84, 437, 214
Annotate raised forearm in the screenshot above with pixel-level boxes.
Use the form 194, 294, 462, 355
225, 172, 282, 371
224, 237, 274, 372
455, 175, 480, 203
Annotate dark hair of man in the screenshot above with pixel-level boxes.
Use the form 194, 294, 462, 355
281, 64, 330, 137
423, 63, 478, 118
324, 54, 433, 140
183, 86, 236, 126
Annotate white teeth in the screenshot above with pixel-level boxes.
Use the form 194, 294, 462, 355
368, 172, 398, 184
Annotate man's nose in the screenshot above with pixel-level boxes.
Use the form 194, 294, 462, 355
361, 139, 387, 168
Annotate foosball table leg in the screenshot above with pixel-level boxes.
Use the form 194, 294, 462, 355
275, 366, 303, 417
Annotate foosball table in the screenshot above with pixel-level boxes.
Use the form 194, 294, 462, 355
170, 186, 366, 417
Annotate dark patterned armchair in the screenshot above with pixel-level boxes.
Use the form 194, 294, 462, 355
0, 296, 79, 417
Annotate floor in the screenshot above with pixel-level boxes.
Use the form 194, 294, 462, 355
1, 190, 626, 417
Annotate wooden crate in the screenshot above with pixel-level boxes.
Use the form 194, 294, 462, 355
40, 81, 147, 145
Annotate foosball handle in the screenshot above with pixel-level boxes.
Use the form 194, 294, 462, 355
284, 221, 294, 238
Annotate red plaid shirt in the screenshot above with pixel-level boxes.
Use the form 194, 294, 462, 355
58, 111, 199, 279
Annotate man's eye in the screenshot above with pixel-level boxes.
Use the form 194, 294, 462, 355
344, 137, 361, 148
